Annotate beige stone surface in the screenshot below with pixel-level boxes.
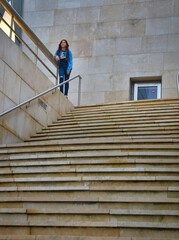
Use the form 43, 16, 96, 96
3, 0, 178, 105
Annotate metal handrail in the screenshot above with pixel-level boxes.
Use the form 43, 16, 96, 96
0, 0, 58, 81
177, 71, 179, 97
0, 75, 82, 118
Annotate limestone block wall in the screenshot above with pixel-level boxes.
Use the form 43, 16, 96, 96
23, 0, 179, 105
0, 30, 74, 144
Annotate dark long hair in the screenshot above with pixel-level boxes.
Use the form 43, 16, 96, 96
57, 39, 69, 53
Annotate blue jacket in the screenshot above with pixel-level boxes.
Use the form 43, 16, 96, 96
54, 49, 73, 72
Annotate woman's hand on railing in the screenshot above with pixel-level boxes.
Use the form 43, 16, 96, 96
55, 56, 59, 61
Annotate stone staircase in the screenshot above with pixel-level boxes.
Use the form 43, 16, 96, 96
0, 98, 179, 240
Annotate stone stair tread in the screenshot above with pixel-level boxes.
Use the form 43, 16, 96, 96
39, 122, 179, 131
0, 169, 179, 178
0, 160, 179, 168
63, 114, 179, 122
1, 208, 178, 216
72, 100, 179, 111
0, 237, 178, 240
65, 109, 179, 118
25, 135, 179, 142
1, 166, 179, 174
0, 175, 179, 183
0, 157, 179, 166
1, 150, 178, 161
0, 236, 161, 240
0, 220, 178, 228
1, 144, 179, 156
30, 127, 179, 136
61, 108, 179, 117
0, 185, 178, 192
50, 118, 179, 129
54, 115, 178, 127
0, 196, 178, 203
27, 134, 179, 142
1, 137, 178, 148
2, 142, 179, 150
0, 236, 130, 240
71, 101, 179, 109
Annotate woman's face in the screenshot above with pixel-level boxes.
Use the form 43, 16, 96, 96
61, 40, 67, 49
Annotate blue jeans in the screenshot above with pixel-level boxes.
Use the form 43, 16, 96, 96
59, 63, 70, 96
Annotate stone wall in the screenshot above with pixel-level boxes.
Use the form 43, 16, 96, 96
0, 29, 74, 144
23, 0, 179, 105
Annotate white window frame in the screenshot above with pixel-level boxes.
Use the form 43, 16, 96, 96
134, 82, 161, 101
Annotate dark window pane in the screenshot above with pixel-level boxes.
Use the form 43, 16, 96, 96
138, 86, 157, 100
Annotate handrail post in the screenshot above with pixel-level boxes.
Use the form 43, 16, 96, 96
34, 46, 38, 65
78, 75, 82, 106
10, 15, 14, 39
56, 66, 59, 85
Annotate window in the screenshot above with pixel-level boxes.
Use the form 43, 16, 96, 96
134, 83, 161, 100
130, 77, 162, 101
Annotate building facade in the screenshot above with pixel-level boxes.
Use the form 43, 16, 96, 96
22, 0, 179, 105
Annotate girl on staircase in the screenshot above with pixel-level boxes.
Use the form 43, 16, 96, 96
54, 39, 73, 97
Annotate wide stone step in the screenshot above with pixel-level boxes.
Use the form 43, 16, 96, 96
25, 134, 179, 142
1, 136, 179, 146
57, 106, 179, 117
0, 208, 178, 225
39, 121, 179, 133
67, 101, 179, 113
0, 160, 179, 170
49, 116, 178, 131
62, 111, 179, 123
70, 99, 179, 112
0, 188, 178, 201
1, 140, 179, 154
1, 186, 178, 197
69, 100, 179, 115
0, 196, 178, 215
0, 230, 178, 240
0, 157, 178, 173
1, 208, 178, 216
1, 162, 179, 175
0, 195, 178, 203
63, 101, 179, 111
0, 165, 179, 176
27, 132, 179, 142
1, 142, 179, 152
0, 154, 178, 167
0, 228, 178, 239
0, 220, 178, 229
32, 126, 179, 135
0, 236, 177, 240
0, 176, 178, 186
33, 126, 179, 138
0, 165, 178, 173
0, 180, 178, 190
0, 236, 132, 240
0, 150, 178, 161
54, 112, 179, 125
0, 237, 178, 240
